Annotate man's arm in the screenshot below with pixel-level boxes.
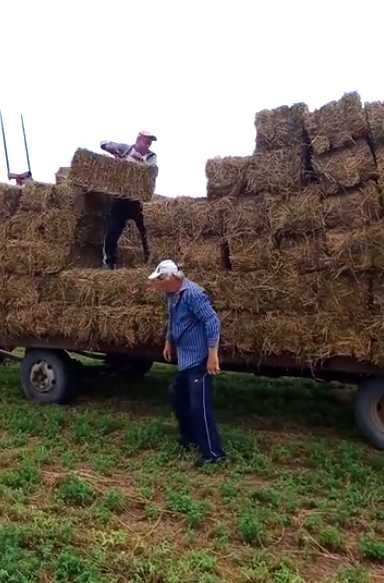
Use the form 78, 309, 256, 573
187, 290, 221, 374
100, 141, 131, 158
163, 298, 174, 362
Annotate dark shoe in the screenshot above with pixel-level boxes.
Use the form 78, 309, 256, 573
178, 439, 194, 452
102, 262, 115, 270
195, 455, 226, 468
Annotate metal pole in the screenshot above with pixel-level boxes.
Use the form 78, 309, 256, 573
21, 114, 31, 174
0, 111, 11, 178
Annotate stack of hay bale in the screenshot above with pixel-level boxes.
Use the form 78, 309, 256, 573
0, 150, 164, 351
202, 92, 384, 366
3, 101, 384, 370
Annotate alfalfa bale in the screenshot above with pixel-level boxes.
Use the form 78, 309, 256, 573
4, 275, 41, 308
365, 101, 384, 147
323, 181, 383, 230
0, 183, 22, 219
0, 240, 71, 275
5, 301, 65, 340
312, 140, 377, 195
304, 92, 368, 155
255, 102, 308, 151
205, 156, 251, 200
69, 148, 152, 201
244, 145, 306, 196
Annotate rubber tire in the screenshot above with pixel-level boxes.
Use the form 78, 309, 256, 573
21, 349, 74, 404
104, 354, 153, 378
355, 378, 384, 449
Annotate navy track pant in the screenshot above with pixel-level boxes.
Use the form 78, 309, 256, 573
169, 361, 225, 461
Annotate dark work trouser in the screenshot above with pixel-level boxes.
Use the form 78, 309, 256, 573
169, 361, 225, 461
103, 199, 149, 268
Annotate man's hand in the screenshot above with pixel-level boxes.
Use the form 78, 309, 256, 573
163, 341, 174, 363
207, 347, 220, 375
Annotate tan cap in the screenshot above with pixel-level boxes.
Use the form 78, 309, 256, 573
138, 130, 157, 141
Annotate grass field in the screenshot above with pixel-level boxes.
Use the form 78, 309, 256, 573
0, 361, 384, 582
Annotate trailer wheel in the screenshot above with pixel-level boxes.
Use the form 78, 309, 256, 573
355, 378, 384, 449
104, 354, 153, 378
21, 349, 74, 404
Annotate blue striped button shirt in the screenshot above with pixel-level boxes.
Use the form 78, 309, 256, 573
167, 279, 221, 371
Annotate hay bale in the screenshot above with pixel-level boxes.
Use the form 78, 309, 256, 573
93, 306, 165, 349
4, 275, 40, 307
19, 182, 59, 212
0, 240, 71, 275
374, 145, 384, 191
5, 302, 64, 340
323, 181, 383, 229
69, 148, 152, 201
205, 156, 251, 200
312, 140, 377, 195
325, 223, 384, 274
227, 235, 275, 272
255, 102, 308, 151
267, 192, 324, 243
304, 92, 368, 155
365, 101, 384, 147
44, 268, 162, 308
4, 210, 78, 245
245, 146, 306, 196
55, 167, 70, 184
278, 235, 329, 274
222, 196, 270, 240
0, 183, 22, 219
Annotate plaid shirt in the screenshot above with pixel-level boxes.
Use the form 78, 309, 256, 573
167, 279, 220, 371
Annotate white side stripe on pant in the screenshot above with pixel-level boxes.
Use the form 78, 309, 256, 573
202, 373, 218, 458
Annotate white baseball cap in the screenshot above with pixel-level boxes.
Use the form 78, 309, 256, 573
138, 130, 157, 141
148, 259, 179, 280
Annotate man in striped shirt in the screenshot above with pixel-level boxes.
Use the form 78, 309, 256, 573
149, 260, 225, 466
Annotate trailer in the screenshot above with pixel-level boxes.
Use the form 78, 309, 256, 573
1, 337, 384, 451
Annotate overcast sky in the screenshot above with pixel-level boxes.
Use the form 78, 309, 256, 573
1, 0, 383, 197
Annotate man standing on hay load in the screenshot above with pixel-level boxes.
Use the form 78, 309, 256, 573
100, 131, 158, 269
149, 260, 226, 467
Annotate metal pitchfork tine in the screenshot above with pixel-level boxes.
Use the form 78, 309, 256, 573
0, 111, 32, 185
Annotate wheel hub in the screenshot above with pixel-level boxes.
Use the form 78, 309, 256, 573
30, 361, 56, 393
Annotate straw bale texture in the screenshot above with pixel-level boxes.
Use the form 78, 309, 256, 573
325, 223, 384, 274
278, 235, 329, 274
55, 167, 70, 184
245, 146, 306, 196
19, 182, 59, 212
267, 192, 324, 243
222, 196, 270, 240
3, 210, 78, 245
0, 241, 71, 275
304, 92, 368, 155
44, 268, 162, 308
0, 183, 21, 219
69, 148, 152, 201
323, 182, 383, 230
312, 140, 377, 195
255, 102, 308, 151
227, 235, 275, 272
374, 145, 384, 190
219, 309, 372, 363
365, 101, 384, 147
4, 275, 40, 307
205, 157, 251, 200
